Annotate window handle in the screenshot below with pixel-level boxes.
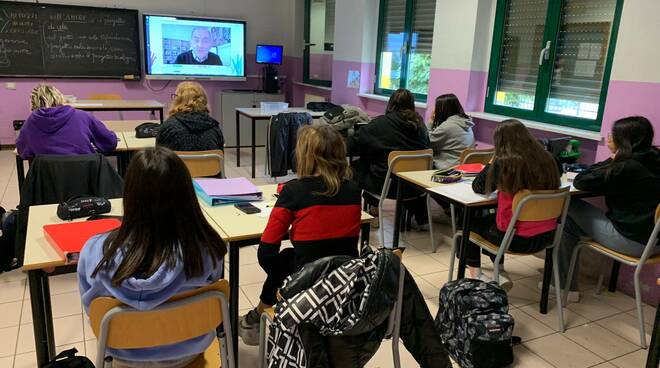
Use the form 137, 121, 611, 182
538, 41, 552, 66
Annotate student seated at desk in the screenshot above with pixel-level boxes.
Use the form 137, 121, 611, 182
467, 120, 561, 290
347, 88, 430, 229
428, 93, 475, 170
78, 147, 226, 368
239, 125, 362, 345
16, 84, 118, 159
156, 81, 224, 151
557, 116, 660, 300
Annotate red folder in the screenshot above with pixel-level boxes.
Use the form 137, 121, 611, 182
43, 219, 121, 263
455, 163, 485, 175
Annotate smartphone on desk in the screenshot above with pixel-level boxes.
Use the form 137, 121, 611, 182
235, 203, 261, 215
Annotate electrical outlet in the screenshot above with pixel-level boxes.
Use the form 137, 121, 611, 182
5, 82, 16, 90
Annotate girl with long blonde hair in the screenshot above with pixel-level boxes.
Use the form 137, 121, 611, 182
156, 81, 224, 151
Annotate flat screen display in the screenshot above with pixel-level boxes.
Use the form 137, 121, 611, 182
256, 45, 283, 65
144, 14, 246, 79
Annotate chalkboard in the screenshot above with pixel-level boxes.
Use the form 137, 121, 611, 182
0, 1, 141, 79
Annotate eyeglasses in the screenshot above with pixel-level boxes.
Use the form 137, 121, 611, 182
170, 94, 177, 100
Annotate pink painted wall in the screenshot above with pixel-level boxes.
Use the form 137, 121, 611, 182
0, 54, 301, 144
309, 54, 333, 81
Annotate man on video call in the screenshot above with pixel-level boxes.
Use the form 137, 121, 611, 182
174, 27, 223, 65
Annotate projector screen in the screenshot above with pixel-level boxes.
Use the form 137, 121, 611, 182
144, 14, 246, 80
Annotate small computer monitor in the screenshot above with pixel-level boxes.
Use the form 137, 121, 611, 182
256, 44, 283, 65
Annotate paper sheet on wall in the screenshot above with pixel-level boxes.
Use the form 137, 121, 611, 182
347, 70, 360, 88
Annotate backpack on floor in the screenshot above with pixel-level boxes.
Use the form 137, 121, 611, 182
435, 278, 518, 368
41, 347, 95, 368
0, 207, 19, 272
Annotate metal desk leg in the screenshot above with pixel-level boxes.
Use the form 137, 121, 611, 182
159, 108, 164, 123
28, 270, 55, 366
457, 207, 473, 279
228, 243, 239, 368
540, 248, 553, 314
236, 111, 241, 167
16, 155, 25, 190
392, 178, 404, 248
251, 118, 256, 178
360, 222, 371, 255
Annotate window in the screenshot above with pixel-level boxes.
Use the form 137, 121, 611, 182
485, 0, 623, 131
375, 0, 435, 100
303, 0, 334, 87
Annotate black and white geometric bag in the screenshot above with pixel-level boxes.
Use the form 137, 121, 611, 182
435, 278, 517, 368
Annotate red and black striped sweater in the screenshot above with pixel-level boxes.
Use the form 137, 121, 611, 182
258, 177, 363, 271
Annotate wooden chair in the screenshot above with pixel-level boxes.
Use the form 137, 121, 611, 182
458, 147, 495, 165
445, 147, 496, 236
88, 93, 124, 119
176, 150, 225, 178
258, 250, 406, 368
448, 188, 571, 332
366, 149, 434, 247
565, 203, 660, 348
89, 280, 234, 368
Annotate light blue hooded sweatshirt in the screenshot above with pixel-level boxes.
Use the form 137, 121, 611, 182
78, 233, 224, 362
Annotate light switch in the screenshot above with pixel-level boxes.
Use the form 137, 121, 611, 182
5, 82, 16, 90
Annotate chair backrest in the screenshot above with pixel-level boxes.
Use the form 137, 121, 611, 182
87, 93, 123, 100
459, 148, 495, 165
387, 149, 433, 174
511, 187, 571, 222
656, 203, 660, 224
175, 150, 224, 178
89, 280, 229, 349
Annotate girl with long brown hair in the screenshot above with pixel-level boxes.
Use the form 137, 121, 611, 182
78, 146, 226, 367
347, 88, 430, 229
467, 120, 561, 290
239, 125, 363, 345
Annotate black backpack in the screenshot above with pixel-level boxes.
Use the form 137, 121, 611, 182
0, 207, 19, 272
41, 347, 95, 368
435, 278, 519, 368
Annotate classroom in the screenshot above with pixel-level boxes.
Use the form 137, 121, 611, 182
0, 0, 658, 367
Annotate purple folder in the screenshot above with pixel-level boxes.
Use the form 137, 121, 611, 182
193, 178, 262, 197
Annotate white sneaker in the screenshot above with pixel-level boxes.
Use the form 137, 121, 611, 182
537, 281, 580, 303
410, 217, 430, 231
474, 270, 512, 291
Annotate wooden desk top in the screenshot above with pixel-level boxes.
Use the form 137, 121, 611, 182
122, 131, 156, 151
22, 198, 228, 271
235, 107, 324, 118
200, 184, 374, 242
71, 100, 164, 110
398, 170, 583, 207
104, 119, 160, 132
22, 198, 124, 271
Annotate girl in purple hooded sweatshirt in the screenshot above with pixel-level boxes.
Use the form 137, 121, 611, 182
16, 85, 118, 159
78, 147, 226, 367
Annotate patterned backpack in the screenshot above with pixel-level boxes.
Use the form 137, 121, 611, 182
435, 278, 518, 368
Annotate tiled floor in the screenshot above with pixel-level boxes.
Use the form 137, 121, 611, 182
0, 148, 654, 367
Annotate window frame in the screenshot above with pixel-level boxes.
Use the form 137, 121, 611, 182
303, 0, 333, 88
374, 0, 429, 102
484, 0, 624, 132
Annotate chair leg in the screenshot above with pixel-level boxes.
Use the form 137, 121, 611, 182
563, 245, 582, 305
608, 261, 621, 292
259, 313, 272, 368
540, 248, 553, 315
552, 247, 565, 332
378, 200, 387, 248
426, 195, 436, 252
633, 267, 648, 348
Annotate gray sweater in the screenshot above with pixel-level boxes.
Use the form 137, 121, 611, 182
428, 114, 475, 169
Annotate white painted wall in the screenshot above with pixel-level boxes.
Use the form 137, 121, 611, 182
609, 0, 660, 83
430, 0, 478, 70
10, 0, 300, 57
333, 0, 378, 63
